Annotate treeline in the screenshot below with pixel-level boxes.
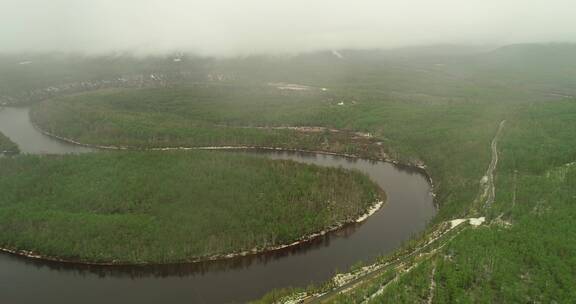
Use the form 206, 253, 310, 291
0, 151, 381, 264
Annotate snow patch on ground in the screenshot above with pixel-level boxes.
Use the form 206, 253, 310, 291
548, 92, 574, 99
268, 82, 312, 91
333, 272, 356, 287
495, 219, 513, 228
356, 201, 384, 223
469, 217, 485, 226
333, 263, 382, 287
450, 217, 486, 228
450, 219, 467, 229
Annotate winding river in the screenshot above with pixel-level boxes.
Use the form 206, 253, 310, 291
0, 107, 436, 304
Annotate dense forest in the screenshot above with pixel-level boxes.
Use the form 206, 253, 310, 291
0, 151, 381, 264
314, 100, 576, 303
1, 44, 576, 302
31, 83, 502, 222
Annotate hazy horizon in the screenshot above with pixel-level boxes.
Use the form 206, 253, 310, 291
2, 0, 576, 56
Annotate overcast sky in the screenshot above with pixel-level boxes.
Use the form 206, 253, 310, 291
1, 0, 575, 56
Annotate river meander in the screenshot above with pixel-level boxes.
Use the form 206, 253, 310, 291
0, 107, 435, 303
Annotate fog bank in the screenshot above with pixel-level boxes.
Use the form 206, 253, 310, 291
1, 0, 575, 56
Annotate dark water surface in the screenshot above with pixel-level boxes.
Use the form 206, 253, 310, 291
0, 107, 436, 304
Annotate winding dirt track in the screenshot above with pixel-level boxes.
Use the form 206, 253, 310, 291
302, 120, 507, 304
484, 120, 506, 208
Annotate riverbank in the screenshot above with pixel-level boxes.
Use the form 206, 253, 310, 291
0, 199, 385, 266
10, 104, 439, 267
31, 117, 435, 192
0, 150, 384, 265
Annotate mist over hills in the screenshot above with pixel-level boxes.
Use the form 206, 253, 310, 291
2, 43, 575, 107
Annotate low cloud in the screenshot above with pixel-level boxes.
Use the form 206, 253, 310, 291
1, 0, 575, 56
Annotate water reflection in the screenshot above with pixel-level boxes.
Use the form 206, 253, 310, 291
2, 222, 362, 279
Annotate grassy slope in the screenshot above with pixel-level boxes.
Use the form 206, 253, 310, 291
0, 131, 18, 153
0, 151, 381, 264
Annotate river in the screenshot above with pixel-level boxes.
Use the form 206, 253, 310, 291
0, 107, 436, 303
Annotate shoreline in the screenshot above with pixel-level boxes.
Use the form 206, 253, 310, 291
0, 200, 385, 267
33, 121, 436, 200
0, 114, 436, 267
30, 119, 434, 184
